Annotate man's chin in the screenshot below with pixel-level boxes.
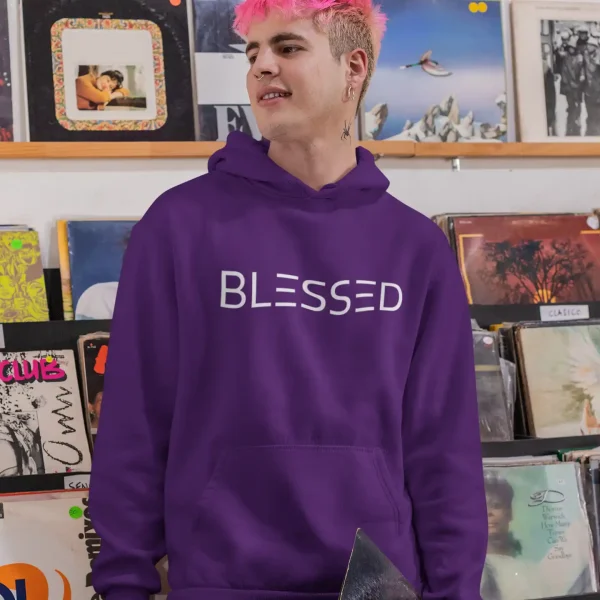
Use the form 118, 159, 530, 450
258, 119, 310, 143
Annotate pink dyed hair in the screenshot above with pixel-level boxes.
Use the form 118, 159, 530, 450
233, 0, 387, 58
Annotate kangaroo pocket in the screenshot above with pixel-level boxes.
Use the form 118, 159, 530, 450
189, 445, 403, 593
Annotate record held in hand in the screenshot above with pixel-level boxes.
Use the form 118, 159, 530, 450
339, 528, 420, 600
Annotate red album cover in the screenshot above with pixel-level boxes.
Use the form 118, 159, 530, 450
452, 214, 600, 305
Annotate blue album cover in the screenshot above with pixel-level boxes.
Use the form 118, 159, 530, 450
363, 0, 510, 143
67, 220, 137, 320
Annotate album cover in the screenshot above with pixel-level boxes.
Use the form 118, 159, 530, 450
516, 321, 600, 438
57, 220, 73, 321
339, 529, 419, 600
0, 0, 14, 141
198, 104, 260, 141
0, 490, 98, 598
0, 489, 169, 599
192, 0, 259, 140
473, 330, 512, 441
361, 0, 512, 142
512, 1, 600, 142
0, 228, 49, 323
77, 332, 109, 434
482, 462, 597, 599
451, 213, 600, 305
0, 349, 92, 477
66, 219, 137, 320
21, 0, 196, 141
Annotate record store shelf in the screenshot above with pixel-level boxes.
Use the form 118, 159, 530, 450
1, 304, 600, 496
413, 141, 600, 158
0, 317, 111, 494
545, 596, 600, 600
482, 435, 600, 458
0, 140, 415, 158
0, 140, 599, 159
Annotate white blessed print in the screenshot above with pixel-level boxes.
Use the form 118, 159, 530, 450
220, 271, 403, 315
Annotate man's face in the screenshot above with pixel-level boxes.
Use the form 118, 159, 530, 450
96, 74, 117, 92
245, 14, 348, 141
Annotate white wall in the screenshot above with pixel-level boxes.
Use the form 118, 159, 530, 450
2, 155, 599, 268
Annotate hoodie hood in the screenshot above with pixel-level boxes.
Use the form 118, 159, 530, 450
208, 131, 390, 203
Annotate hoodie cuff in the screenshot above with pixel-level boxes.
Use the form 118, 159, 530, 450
104, 588, 149, 600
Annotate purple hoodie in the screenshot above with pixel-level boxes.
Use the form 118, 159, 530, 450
89, 132, 487, 600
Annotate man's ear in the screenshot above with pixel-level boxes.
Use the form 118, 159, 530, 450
347, 48, 368, 90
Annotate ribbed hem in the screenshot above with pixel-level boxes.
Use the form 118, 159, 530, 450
104, 587, 150, 600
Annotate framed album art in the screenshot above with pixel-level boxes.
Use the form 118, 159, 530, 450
512, 0, 600, 142
21, 0, 197, 141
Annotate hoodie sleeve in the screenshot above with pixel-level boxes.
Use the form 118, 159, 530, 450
402, 231, 488, 600
89, 209, 178, 600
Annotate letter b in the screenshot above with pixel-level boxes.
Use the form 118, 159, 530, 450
220, 271, 246, 309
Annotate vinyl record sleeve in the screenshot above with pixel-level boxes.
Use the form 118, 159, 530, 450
0, 349, 92, 477
473, 329, 512, 441
361, 0, 512, 143
339, 529, 420, 600
21, 0, 196, 141
0, 229, 49, 323
66, 219, 137, 321
77, 332, 109, 435
0, 0, 14, 141
482, 462, 597, 600
0, 490, 97, 599
515, 320, 600, 438
451, 213, 600, 305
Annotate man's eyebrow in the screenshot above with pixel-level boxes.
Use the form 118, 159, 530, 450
245, 40, 259, 55
245, 32, 309, 55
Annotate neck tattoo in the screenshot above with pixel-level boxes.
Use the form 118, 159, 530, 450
341, 120, 351, 142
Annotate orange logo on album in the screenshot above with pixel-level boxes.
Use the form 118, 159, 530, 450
0, 563, 71, 600
93, 344, 108, 375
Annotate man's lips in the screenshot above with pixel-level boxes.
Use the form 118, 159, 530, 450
257, 86, 292, 104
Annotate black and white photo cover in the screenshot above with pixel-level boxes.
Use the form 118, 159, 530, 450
0, 350, 92, 477
542, 20, 600, 137
193, 0, 260, 140
513, 1, 600, 142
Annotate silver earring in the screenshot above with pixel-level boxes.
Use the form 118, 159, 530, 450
347, 85, 355, 101
256, 73, 265, 80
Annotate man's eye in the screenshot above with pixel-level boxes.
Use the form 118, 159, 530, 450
282, 46, 300, 54
247, 55, 257, 64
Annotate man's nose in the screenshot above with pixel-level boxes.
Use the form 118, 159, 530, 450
252, 48, 280, 79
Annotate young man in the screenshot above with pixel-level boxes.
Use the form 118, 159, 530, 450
89, 0, 488, 599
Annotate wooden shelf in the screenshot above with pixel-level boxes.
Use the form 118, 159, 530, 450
360, 140, 414, 157
0, 141, 226, 159
414, 141, 600, 158
0, 140, 599, 159
0, 140, 414, 159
